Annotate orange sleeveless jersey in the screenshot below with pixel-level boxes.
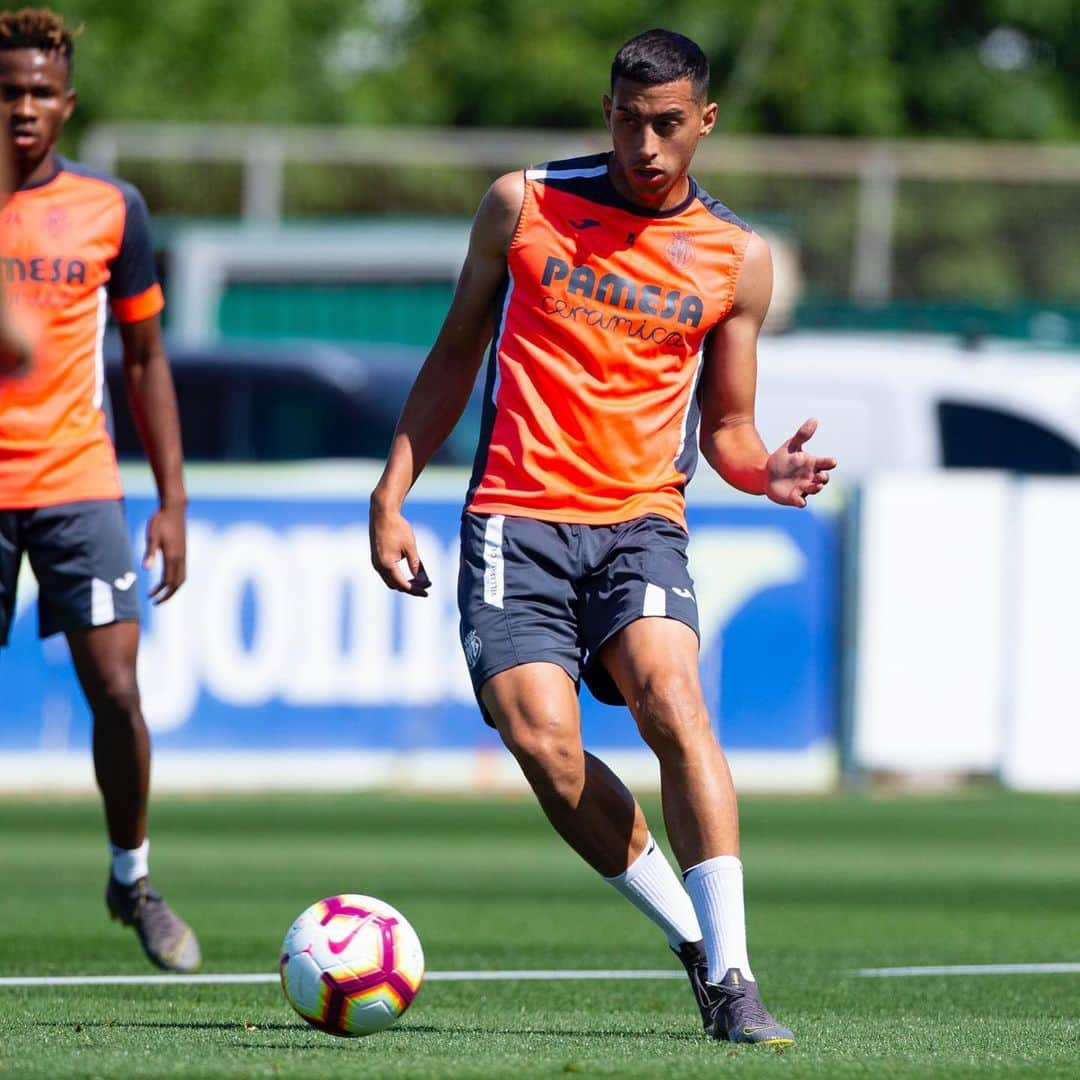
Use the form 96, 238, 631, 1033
0, 157, 164, 509
465, 153, 752, 530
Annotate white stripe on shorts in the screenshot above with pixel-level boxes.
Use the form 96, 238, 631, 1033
90, 578, 115, 626
643, 582, 667, 618
482, 515, 506, 609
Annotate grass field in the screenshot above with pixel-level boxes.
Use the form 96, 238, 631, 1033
1, 790, 1077, 1078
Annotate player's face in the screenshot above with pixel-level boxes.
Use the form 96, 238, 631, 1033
0, 49, 75, 175
603, 77, 717, 211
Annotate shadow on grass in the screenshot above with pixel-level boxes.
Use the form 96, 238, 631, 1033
400, 1025, 702, 1042
34, 1020, 302, 1033
34, 1018, 703, 1042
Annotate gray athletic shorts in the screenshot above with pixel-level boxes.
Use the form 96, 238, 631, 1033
458, 511, 700, 722
0, 498, 140, 645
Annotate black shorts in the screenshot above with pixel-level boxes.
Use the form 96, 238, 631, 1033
0, 499, 140, 645
458, 511, 699, 721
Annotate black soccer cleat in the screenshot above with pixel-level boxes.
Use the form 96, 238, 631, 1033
106, 875, 202, 973
704, 967, 795, 1045
672, 939, 714, 1030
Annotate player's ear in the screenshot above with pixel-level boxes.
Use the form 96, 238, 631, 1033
602, 94, 613, 130
700, 101, 718, 137
62, 87, 77, 123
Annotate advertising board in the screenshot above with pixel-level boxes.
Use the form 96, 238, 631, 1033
1, 472, 840, 792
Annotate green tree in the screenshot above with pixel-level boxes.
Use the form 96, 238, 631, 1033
48, 0, 1079, 140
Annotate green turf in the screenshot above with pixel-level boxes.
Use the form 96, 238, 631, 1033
1, 791, 1077, 1078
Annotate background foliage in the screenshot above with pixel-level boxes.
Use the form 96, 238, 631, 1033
37, 1, 1080, 320
51, 0, 1080, 138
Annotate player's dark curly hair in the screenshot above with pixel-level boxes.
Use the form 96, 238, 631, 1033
0, 7, 80, 66
611, 29, 709, 102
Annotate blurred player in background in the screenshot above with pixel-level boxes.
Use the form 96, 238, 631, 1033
0, 114, 29, 370
0, 7, 199, 972
371, 28, 834, 1045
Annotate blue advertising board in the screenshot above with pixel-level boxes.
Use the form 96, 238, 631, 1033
1, 487, 839, 763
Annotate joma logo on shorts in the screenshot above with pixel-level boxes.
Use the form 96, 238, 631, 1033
540, 256, 704, 327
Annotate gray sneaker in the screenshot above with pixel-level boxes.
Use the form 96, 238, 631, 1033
106, 875, 202, 973
705, 968, 795, 1045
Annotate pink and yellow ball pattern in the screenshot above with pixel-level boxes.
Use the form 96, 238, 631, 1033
279, 894, 425, 1037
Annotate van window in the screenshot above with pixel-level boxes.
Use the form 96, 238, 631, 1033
106, 349, 488, 465
938, 402, 1080, 475
249, 373, 395, 460
108, 369, 240, 461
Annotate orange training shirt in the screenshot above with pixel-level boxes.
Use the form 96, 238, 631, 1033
0, 157, 164, 509
465, 153, 752, 530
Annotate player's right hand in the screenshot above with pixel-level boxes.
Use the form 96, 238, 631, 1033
369, 502, 432, 597
0, 324, 31, 377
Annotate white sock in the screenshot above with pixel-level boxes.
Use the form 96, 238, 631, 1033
683, 854, 754, 982
110, 839, 149, 885
604, 834, 703, 948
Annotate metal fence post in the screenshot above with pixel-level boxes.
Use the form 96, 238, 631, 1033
851, 147, 897, 305
243, 137, 285, 223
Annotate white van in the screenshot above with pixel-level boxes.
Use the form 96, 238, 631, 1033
753, 334, 1080, 477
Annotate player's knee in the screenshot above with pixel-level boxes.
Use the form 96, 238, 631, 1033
498, 714, 583, 800
505, 722, 577, 778
89, 668, 141, 720
632, 673, 710, 755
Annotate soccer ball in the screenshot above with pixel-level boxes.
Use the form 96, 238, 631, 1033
279, 894, 424, 1037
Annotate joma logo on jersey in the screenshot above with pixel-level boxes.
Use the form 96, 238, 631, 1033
0, 256, 87, 285
541, 256, 704, 328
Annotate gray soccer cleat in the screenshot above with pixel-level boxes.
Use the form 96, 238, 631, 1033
106, 875, 202, 973
704, 968, 795, 1045
672, 939, 714, 1030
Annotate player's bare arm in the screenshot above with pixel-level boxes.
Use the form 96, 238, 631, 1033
699, 231, 836, 507
0, 137, 30, 374
0, 282, 30, 375
119, 314, 187, 602
369, 169, 524, 596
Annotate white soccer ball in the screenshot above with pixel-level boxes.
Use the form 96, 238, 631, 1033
279, 893, 425, 1037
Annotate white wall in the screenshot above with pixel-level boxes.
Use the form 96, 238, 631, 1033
1000, 482, 1080, 791
853, 473, 1080, 790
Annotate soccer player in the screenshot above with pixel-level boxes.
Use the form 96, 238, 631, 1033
370, 29, 835, 1043
0, 8, 199, 972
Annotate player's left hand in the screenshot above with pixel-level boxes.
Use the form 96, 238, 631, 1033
766, 418, 837, 508
144, 504, 187, 603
